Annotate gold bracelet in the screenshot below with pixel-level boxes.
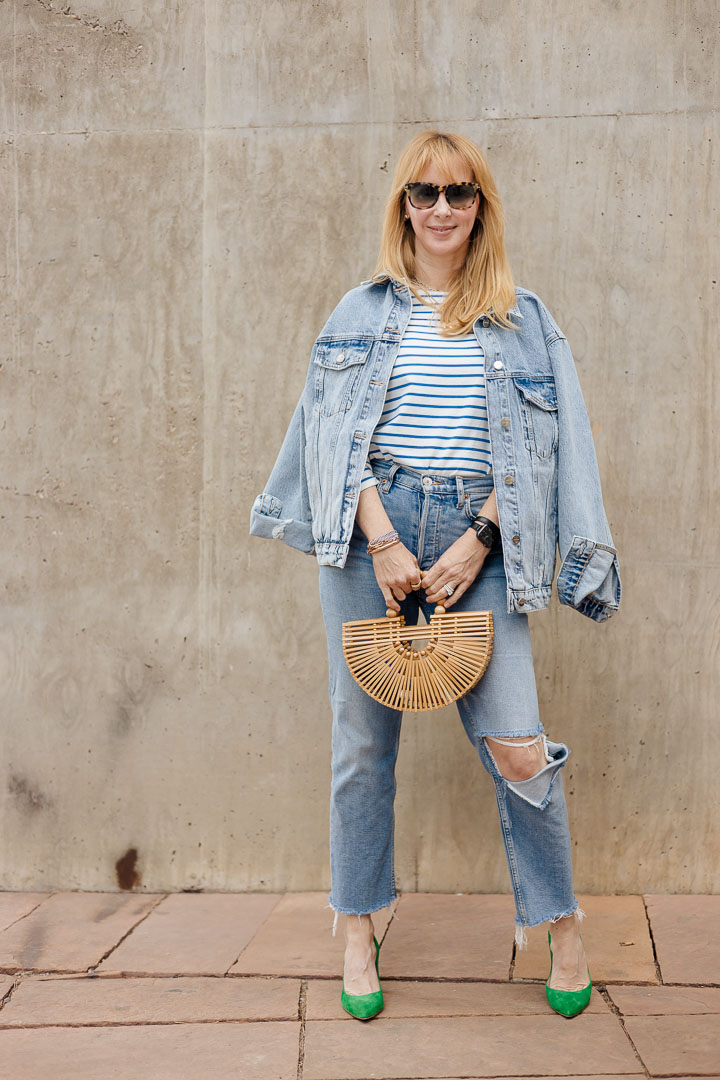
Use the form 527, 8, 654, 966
367, 530, 400, 555
368, 539, 401, 556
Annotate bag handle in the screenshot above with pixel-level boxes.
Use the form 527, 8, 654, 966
384, 569, 447, 619
386, 605, 447, 618
385, 607, 448, 643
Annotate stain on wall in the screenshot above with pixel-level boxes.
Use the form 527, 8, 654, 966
7, 774, 50, 814
115, 848, 141, 890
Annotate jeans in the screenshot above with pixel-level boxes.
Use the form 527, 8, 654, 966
318, 461, 579, 943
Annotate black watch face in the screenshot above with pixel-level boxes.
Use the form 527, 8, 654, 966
475, 523, 494, 548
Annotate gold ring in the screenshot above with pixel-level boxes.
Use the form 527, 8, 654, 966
410, 579, 422, 589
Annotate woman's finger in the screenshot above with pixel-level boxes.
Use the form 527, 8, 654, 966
418, 565, 442, 591
425, 576, 461, 603
423, 565, 455, 594
443, 581, 469, 609
430, 580, 468, 610
383, 591, 400, 611
421, 563, 449, 593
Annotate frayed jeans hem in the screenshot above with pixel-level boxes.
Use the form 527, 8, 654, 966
326, 897, 398, 916
514, 902, 585, 949
325, 895, 400, 937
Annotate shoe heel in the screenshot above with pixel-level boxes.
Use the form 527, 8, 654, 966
545, 930, 592, 1018
341, 933, 384, 1020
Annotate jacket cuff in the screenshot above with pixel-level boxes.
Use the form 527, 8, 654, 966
249, 494, 316, 554
556, 536, 621, 622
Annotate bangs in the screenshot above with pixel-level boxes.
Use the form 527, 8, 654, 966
405, 138, 477, 185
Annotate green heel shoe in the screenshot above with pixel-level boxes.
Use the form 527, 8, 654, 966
341, 934, 384, 1020
545, 930, 592, 1018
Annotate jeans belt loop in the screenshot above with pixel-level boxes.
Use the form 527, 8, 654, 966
455, 474, 465, 509
383, 461, 400, 493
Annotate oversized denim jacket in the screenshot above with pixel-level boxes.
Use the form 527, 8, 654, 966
250, 276, 621, 622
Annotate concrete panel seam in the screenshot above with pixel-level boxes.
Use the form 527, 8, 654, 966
3, 106, 717, 139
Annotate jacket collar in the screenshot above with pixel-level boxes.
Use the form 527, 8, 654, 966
364, 270, 523, 320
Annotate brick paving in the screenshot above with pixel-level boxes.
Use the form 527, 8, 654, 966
0, 891, 718, 1078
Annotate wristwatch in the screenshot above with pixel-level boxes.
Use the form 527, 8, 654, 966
470, 514, 500, 549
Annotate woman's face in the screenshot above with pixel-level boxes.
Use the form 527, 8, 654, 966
404, 159, 480, 268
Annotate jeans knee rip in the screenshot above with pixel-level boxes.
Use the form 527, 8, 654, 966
485, 735, 570, 809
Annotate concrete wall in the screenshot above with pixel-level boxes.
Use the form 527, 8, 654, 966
2, 0, 718, 894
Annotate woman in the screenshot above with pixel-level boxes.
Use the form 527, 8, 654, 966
250, 131, 621, 1020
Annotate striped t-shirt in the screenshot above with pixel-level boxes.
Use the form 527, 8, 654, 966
361, 290, 492, 488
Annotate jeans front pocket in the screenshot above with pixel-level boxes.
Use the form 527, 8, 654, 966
463, 489, 494, 522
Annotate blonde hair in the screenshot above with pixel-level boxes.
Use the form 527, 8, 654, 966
371, 130, 517, 335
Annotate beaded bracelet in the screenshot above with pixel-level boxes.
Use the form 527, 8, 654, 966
367, 530, 399, 555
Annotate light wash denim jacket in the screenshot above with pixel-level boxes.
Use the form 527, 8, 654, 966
250, 276, 621, 622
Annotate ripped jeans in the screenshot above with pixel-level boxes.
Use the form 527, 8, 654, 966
318, 462, 579, 944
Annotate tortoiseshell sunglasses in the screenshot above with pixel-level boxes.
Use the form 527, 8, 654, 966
403, 182, 482, 210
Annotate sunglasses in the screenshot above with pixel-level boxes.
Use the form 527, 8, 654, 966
403, 182, 482, 210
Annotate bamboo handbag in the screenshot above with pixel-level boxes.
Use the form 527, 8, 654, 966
342, 603, 494, 712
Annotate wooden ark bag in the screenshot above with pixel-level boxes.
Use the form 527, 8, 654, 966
342, 603, 494, 713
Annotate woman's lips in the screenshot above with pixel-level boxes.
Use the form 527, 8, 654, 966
428, 225, 455, 233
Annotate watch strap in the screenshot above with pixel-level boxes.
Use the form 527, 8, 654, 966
471, 514, 501, 542
471, 520, 495, 549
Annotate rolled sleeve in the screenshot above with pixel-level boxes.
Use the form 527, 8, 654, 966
556, 535, 621, 622
249, 493, 316, 552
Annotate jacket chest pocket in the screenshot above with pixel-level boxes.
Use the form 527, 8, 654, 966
313, 339, 372, 418
513, 377, 559, 459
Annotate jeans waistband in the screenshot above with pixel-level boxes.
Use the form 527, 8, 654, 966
371, 459, 495, 498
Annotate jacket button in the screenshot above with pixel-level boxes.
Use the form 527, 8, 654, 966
493, 360, 504, 370
512, 534, 520, 544
504, 475, 514, 485
501, 417, 510, 428
517, 598, 526, 606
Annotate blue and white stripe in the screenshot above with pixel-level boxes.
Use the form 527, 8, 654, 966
361, 290, 492, 488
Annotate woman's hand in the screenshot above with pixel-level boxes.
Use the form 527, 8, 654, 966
372, 542, 422, 612
421, 529, 490, 609
355, 484, 421, 612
